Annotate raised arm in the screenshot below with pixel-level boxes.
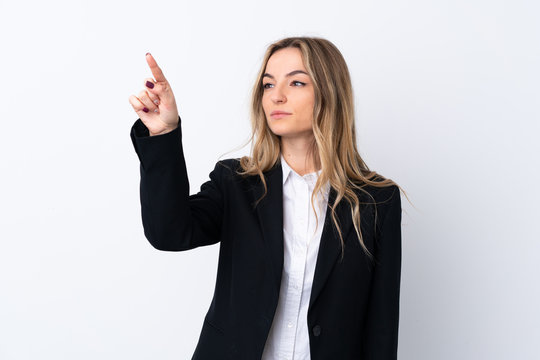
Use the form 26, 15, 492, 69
129, 53, 224, 251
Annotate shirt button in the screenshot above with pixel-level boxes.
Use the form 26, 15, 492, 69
312, 325, 321, 337
287, 322, 293, 328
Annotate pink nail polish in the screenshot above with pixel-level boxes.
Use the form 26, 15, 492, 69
142, 107, 149, 113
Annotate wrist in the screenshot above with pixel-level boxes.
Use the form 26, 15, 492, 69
149, 125, 177, 137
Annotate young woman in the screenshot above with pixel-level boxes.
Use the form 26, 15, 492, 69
129, 37, 402, 360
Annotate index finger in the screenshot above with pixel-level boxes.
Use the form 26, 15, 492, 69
145, 53, 167, 82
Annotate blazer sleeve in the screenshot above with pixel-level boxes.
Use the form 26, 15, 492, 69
130, 117, 224, 251
362, 185, 402, 359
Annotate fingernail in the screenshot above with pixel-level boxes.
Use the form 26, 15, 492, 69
142, 107, 149, 113
154, 100, 159, 105
154, 109, 159, 113
146, 81, 154, 89
146, 52, 151, 56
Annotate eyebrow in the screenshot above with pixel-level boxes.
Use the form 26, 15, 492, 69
262, 70, 309, 79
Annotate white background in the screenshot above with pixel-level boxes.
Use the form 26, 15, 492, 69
1, 0, 538, 359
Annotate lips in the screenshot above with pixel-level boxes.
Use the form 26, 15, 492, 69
271, 110, 292, 116
270, 110, 292, 119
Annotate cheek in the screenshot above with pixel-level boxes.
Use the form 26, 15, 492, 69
298, 95, 315, 122
261, 97, 273, 126
261, 96, 270, 116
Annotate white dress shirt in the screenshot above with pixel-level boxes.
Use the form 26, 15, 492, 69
261, 156, 331, 360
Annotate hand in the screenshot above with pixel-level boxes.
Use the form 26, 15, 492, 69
128, 53, 179, 136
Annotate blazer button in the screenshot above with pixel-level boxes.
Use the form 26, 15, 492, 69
312, 325, 321, 337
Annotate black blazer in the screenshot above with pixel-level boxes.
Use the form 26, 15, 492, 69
130, 117, 402, 360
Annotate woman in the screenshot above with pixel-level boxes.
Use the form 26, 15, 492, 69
129, 37, 402, 360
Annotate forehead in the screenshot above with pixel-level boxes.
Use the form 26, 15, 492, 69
265, 47, 306, 73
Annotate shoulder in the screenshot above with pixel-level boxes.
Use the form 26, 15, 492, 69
362, 184, 400, 205
210, 158, 248, 183
215, 158, 242, 172
353, 175, 401, 224
354, 172, 400, 204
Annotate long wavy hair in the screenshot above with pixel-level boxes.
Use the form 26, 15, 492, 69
238, 36, 402, 260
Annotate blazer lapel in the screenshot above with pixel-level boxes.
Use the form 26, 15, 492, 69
251, 165, 354, 310
252, 163, 284, 295
309, 187, 353, 310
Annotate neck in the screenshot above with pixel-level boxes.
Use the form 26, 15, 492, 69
280, 134, 320, 176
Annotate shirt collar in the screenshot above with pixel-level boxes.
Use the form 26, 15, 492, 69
280, 155, 323, 183
280, 154, 331, 201
281, 154, 293, 185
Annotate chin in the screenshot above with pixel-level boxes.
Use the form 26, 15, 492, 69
269, 127, 312, 140
266, 118, 313, 139
267, 123, 292, 137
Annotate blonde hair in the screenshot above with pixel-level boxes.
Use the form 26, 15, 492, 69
238, 36, 402, 260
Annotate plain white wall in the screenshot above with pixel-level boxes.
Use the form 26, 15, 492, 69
0, 0, 538, 359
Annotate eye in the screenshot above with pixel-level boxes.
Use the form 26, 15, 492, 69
263, 83, 274, 89
292, 81, 305, 87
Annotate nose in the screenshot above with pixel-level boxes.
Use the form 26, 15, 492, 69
271, 84, 287, 104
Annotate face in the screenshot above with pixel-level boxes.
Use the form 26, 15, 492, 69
261, 47, 315, 140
